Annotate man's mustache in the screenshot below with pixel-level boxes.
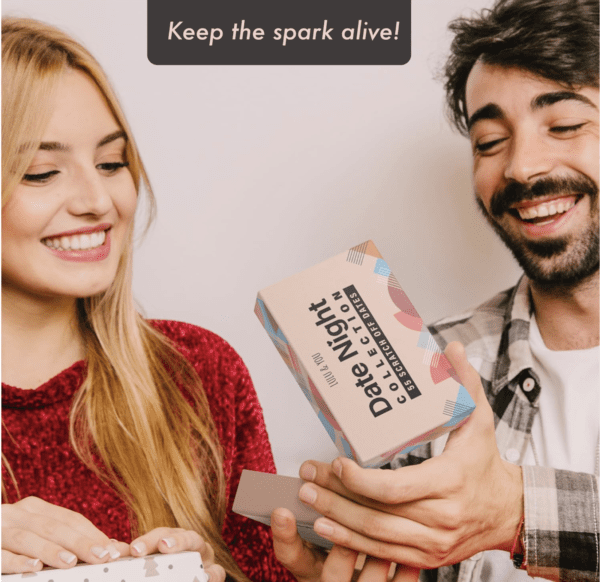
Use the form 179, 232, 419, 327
489, 175, 598, 218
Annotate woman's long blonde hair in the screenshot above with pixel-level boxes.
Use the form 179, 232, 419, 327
2, 17, 249, 582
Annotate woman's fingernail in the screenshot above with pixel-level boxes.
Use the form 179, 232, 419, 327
132, 541, 147, 555
314, 518, 335, 537
26, 558, 40, 568
161, 537, 176, 548
298, 484, 317, 504
91, 546, 109, 559
299, 463, 317, 482
59, 551, 77, 565
332, 458, 343, 478
205, 573, 211, 582
106, 544, 121, 560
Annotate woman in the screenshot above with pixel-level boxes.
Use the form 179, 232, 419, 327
0, 16, 300, 581
1, 17, 420, 582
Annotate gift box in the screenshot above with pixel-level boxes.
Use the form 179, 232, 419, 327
233, 469, 333, 549
3, 551, 208, 582
233, 469, 333, 550
256, 240, 476, 468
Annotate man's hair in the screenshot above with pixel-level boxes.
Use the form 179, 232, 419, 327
444, 0, 599, 135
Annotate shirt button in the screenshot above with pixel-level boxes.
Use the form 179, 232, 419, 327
505, 448, 520, 463
522, 378, 535, 392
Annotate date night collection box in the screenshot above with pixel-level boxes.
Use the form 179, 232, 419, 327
256, 240, 476, 468
3, 552, 208, 582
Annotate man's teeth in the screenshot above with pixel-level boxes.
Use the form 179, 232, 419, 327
43, 230, 106, 251
517, 199, 575, 220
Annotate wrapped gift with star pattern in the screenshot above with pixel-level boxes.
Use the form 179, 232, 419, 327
3, 552, 208, 582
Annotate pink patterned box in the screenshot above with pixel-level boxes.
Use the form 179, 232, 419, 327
256, 240, 475, 468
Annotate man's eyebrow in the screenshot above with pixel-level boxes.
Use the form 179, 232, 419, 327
531, 91, 598, 111
97, 130, 127, 148
467, 103, 504, 131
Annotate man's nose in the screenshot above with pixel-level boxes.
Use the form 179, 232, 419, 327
504, 130, 554, 184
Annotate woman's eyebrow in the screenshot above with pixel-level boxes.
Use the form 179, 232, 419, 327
38, 141, 69, 152
21, 130, 127, 154
97, 130, 127, 148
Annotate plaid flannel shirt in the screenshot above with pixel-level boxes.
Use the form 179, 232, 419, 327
396, 275, 599, 582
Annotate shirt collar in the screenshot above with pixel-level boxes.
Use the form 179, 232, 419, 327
490, 274, 536, 395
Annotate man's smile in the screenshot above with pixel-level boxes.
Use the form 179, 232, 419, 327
510, 195, 578, 222
502, 193, 588, 238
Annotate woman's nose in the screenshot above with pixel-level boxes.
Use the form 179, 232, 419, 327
66, 170, 113, 217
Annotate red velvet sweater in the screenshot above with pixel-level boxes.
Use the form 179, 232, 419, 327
2, 320, 296, 582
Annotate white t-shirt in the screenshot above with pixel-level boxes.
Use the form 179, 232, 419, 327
480, 315, 599, 581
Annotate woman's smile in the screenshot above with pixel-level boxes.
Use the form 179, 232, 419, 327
2, 69, 137, 299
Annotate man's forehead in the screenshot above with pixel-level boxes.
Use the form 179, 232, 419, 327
465, 61, 599, 128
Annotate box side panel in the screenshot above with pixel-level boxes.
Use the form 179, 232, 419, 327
255, 296, 358, 462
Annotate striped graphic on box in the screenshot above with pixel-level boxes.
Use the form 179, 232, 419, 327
346, 241, 369, 265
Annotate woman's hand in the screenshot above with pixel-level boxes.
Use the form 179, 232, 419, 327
271, 508, 420, 582
2, 496, 127, 574
129, 527, 226, 582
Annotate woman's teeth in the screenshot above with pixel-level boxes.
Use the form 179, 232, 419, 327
43, 230, 106, 251
517, 199, 575, 220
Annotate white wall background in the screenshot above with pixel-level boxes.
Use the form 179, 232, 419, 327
3, 0, 522, 476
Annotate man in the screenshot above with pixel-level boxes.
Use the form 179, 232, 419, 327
272, 0, 599, 580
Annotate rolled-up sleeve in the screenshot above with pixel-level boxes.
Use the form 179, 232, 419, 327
522, 465, 599, 581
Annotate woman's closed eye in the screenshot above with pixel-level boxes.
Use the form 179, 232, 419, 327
22, 169, 60, 184
97, 161, 129, 175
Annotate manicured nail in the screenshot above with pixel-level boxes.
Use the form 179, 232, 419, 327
132, 541, 147, 555
299, 484, 317, 504
314, 518, 335, 537
332, 458, 343, 478
59, 551, 76, 565
26, 558, 40, 569
91, 546, 109, 559
271, 512, 288, 528
161, 537, 176, 548
299, 463, 316, 482
205, 573, 211, 582
106, 544, 121, 560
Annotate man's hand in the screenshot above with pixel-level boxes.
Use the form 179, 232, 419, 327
271, 508, 420, 582
294, 342, 524, 569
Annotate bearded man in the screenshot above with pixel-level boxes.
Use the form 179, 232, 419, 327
272, 1, 599, 581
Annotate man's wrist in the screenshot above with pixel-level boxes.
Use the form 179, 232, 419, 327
495, 463, 524, 553
510, 514, 527, 569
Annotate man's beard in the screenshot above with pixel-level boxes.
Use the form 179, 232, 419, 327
477, 175, 599, 288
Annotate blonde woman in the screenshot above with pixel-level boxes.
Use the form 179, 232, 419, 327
0, 16, 304, 582
1, 17, 422, 582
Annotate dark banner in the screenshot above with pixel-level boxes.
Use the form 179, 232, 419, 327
148, 0, 411, 65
